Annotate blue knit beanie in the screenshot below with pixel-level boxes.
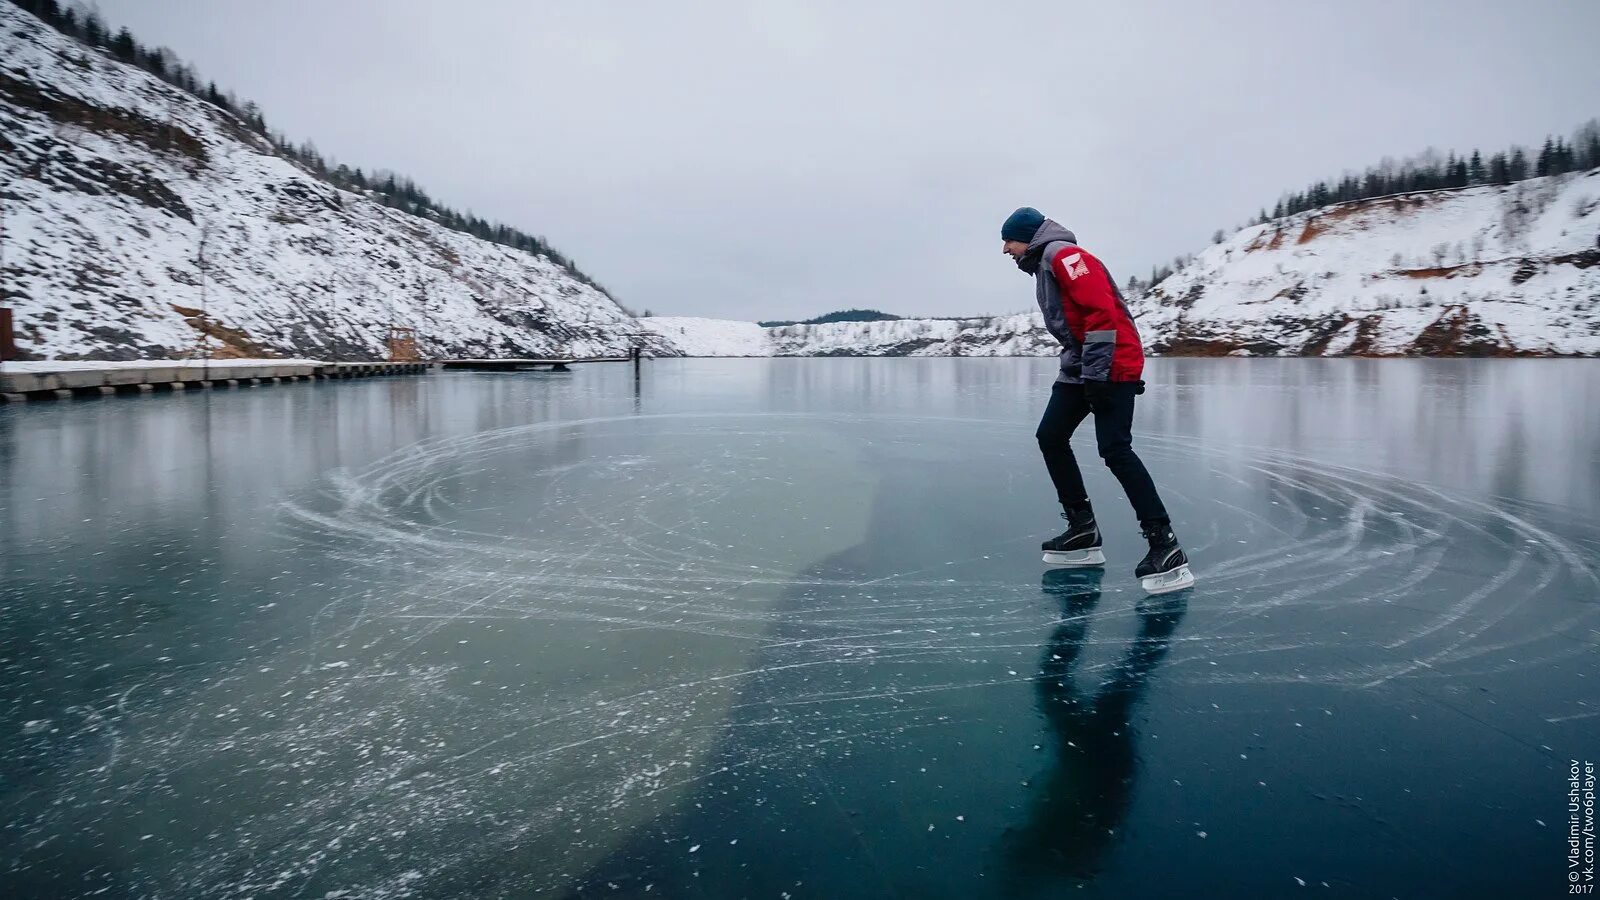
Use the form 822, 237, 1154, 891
1001, 207, 1046, 243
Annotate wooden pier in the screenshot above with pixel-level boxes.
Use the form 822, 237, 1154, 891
0, 350, 644, 403
0, 361, 433, 402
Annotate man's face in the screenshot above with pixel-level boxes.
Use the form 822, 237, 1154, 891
1002, 239, 1029, 259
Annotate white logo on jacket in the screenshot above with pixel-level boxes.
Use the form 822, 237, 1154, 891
1060, 252, 1090, 280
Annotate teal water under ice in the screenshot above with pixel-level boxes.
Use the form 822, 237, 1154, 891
2, 359, 1597, 898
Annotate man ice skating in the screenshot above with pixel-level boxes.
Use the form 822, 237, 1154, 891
1001, 206, 1194, 594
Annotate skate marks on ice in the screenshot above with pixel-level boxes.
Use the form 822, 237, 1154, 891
1133, 434, 1600, 690
274, 413, 1597, 893
8, 413, 886, 897
6, 412, 1596, 897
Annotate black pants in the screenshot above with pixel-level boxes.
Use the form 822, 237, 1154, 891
1035, 381, 1169, 525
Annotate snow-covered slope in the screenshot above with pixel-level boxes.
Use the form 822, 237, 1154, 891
639, 313, 1058, 357
1132, 172, 1600, 356
8, 5, 1594, 363
635, 317, 771, 357
0, 4, 673, 361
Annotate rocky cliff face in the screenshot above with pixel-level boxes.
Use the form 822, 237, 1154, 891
0, 3, 674, 361
1129, 172, 1600, 357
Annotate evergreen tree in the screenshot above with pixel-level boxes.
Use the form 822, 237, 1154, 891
1488, 152, 1510, 185
1508, 147, 1529, 181
1468, 149, 1485, 185
110, 26, 136, 61
83, 11, 105, 45
1579, 120, 1600, 170
22, 0, 64, 22
141, 47, 169, 79
1553, 138, 1575, 175
1536, 137, 1555, 177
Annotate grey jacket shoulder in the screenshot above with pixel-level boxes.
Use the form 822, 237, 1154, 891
1025, 221, 1085, 383
1034, 243, 1073, 336
1033, 240, 1077, 288
1039, 239, 1076, 266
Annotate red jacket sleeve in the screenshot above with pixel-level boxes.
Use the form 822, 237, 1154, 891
1050, 247, 1121, 381
1050, 248, 1119, 334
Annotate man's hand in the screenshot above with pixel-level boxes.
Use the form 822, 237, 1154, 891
1083, 379, 1111, 409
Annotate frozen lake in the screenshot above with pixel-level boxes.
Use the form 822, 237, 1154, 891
2, 358, 1597, 898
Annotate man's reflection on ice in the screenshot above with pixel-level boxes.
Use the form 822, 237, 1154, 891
1001, 568, 1188, 891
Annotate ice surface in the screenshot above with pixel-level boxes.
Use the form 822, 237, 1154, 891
1, 359, 1596, 897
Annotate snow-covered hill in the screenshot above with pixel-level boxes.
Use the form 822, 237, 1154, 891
0, 4, 674, 361
639, 313, 1057, 357
1131, 172, 1600, 356
6, 4, 1594, 363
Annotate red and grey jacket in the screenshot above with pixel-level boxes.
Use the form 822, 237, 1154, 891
1024, 220, 1144, 384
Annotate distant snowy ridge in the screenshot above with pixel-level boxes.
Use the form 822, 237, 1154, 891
0, 3, 675, 361
636, 318, 771, 357
1130, 172, 1600, 356
639, 313, 1058, 357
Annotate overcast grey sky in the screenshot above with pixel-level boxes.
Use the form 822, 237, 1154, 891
90, 0, 1600, 320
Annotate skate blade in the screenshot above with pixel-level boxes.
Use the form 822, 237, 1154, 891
1140, 565, 1195, 595
1042, 548, 1106, 567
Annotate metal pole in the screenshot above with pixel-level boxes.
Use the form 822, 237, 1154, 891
197, 221, 212, 378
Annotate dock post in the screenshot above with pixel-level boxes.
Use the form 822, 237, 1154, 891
631, 344, 641, 379
0, 309, 15, 362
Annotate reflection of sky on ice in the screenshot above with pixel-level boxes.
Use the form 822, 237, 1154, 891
2, 359, 1596, 897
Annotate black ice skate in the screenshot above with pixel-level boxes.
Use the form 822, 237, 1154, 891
1135, 520, 1194, 594
1042, 509, 1105, 568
